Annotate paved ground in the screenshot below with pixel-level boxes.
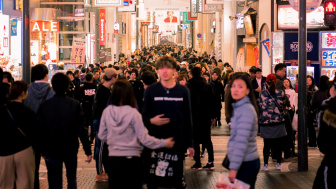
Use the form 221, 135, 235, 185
39, 105, 323, 188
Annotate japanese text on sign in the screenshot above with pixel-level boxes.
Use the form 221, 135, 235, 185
322, 50, 336, 66
71, 38, 86, 63
322, 32, 336, 49
321, 68, 336, 81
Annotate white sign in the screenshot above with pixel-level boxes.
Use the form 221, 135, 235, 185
321, 68, 336, 81
322, 32, 336, 49
206, 0, 224, 4
118, 1, 135, 12
236, 14, 244, 29
144, 0, 189, 11
278, 5, 325, 29
272, 32, 284, 65
94, 0, 122, 7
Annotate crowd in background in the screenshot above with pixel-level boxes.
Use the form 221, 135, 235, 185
0, 45, 336, 189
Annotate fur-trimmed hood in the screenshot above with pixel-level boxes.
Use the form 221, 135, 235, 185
323, 109, 336, 129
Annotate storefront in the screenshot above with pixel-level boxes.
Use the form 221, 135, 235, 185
30, 20, 59, 66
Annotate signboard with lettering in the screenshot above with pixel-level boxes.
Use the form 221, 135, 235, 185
321, 68, 336, 81
284, 32, 319, 61
30, 21, 59, 32
11, 19, 17, 36
196, 0, 203, 13
190, 0, 197, 17
272, 32, 284, 65
204, 4, 222, 13
321, 50, 336, 66
321, 32, 336, 49
94, 0, 122, 7
278, 5, 326, 30
70, 38, 86, 63
100, 9, 105, 46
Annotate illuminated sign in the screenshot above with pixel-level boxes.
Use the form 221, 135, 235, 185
325, 1, 336, 13
100, 9, 105, 46
114, 22, 119, 33
190, 0, 197, 17
322, 50, 336, 66
30, 21, 59, 32
322, 32, 336, 49
94, 0, 122, 7
278, 5, 325, 29
321, 67, 336, 81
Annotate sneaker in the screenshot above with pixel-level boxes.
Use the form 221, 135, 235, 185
276, 163, 281, 170
191, 163, 202, 170
96, 172, 108, 182
263, 164, 269, 171
203, 162, 214, 170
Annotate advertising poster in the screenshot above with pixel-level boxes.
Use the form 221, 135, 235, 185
11, 19, 17, 36
99, 48, 106, 62
106, 48, 112, 61
284, 32, 319, 61
155, 11, 179, 24
70, 37, 86, 63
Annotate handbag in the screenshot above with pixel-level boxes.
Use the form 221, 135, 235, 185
222, 155, 230, 170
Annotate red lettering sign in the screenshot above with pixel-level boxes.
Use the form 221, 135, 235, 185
100, 9, 105, 46
31, 21, 59, 32
3, 37, 8, 47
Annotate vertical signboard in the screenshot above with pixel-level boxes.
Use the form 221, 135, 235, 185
196, 0, 203, 13
100, 9, 105, 46
320, 31, 336, 80
11, 18, 17, 36
272, 32, 284, 65
71, 38, 86, 63
190, 0, 197, 17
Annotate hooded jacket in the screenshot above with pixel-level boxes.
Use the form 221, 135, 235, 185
24, 82, 55, 113
98, 105, 168, 157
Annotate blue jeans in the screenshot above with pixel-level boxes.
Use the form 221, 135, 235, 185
93, 119, 109, 175
45, 154, 77, 189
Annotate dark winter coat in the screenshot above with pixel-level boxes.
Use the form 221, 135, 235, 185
0, 83, 10, 106
187, 77, 216, 141
38, 94, 92, 158
210, 79, 224, 110
251, 76, 266, 100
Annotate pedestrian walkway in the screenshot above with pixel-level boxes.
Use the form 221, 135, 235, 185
38, 104, 323, 188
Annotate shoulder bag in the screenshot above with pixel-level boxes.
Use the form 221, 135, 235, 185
5, 104, 30, 142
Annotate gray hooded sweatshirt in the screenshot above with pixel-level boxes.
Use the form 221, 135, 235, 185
98, 105, 168, 157
24, 82, 55, 113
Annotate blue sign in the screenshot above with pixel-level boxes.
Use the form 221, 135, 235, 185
11, 19, 17, 36
123, 0, 129, 6
284, 32, 319, 61
197, 33, 202, 38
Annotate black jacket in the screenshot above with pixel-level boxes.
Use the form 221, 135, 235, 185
312, 90, 330, 111
251, 77, 266, 100
38, 94, 92, 158
318, 97, 336, 167
0, 83, 10, 106
129, 79, 144, 111
210, 79, 224, 110
187, 77, 216, 140
0, 102, 37, 156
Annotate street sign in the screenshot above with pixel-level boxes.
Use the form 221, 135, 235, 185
197, 33, 202, 38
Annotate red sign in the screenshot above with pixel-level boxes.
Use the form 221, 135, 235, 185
188, 12, 197, 20
100, 9, 105, 46
31, 21, 59, 32
3, 37, 8, 47
325, 1, 336, 13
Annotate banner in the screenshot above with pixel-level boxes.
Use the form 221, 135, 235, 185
100, 9, 105, 46
70, 38, 86, 63
261, 38, 270, 56
11, 19, 17, 36
284, 32, 319, 61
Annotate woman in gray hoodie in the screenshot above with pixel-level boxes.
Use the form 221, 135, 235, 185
225, 73, 260, 189
98, 80, 174, 189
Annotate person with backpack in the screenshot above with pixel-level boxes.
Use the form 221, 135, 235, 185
24, 64, 55, 189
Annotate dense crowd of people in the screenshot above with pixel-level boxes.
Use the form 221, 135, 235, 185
0, 45, 336, 189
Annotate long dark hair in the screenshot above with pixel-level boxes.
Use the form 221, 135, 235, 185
8, 81, 28, 100
283, 78, 294, 89
307, 75, 316, 91
225, 73, 259, 119
109, 80, 137, 108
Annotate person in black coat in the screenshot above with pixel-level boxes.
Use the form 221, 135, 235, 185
0, 67, 10, 106
187, 67, 216, 170
312, 75, 330, 112
210, 69, 224, 126
313, 82, 336, 189
251, 68, 266, 100
38, 73, 92, 189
